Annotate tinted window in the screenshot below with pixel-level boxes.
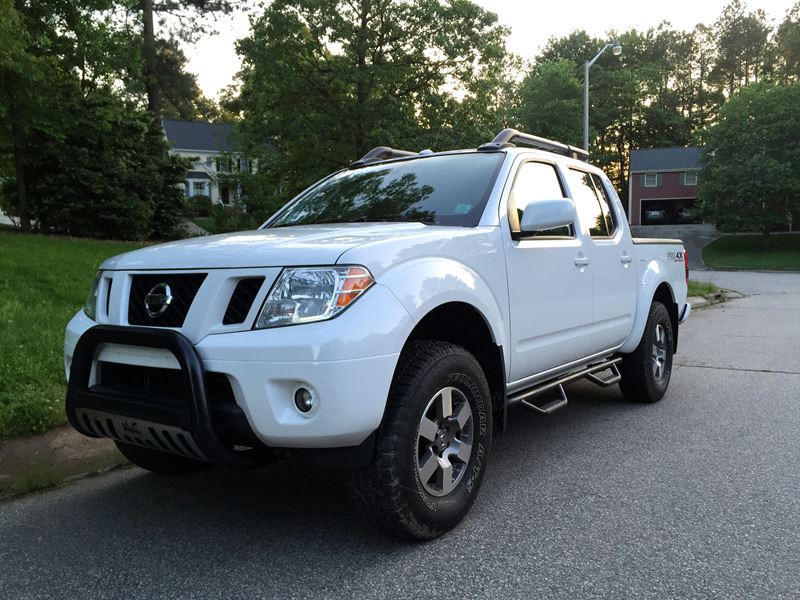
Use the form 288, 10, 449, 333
590, 173, 617, 235
269, 153, 504, 228
568, 169, 607, 237
509, 162, 572, 237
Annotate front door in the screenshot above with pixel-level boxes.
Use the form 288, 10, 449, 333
503, 159, 595, 383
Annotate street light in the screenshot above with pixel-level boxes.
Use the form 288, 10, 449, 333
583, 40, 622, 152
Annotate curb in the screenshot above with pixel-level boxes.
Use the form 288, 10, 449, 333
689, 289, 744, 310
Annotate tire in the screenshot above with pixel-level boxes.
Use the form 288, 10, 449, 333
115, 441, 211, 476
352, 341, 492, 540
619, 301, 674, 403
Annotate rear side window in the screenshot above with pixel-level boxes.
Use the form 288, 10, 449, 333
568, 169, 608, 237
508, 162, 573, 237
590, 173, 617, 236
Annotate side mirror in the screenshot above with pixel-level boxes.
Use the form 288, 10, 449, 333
520, 198, 575, 232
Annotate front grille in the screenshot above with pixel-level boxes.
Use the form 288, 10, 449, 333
99, 362, 189, 407
128, 273, 206, 327
223, 277, 265, 325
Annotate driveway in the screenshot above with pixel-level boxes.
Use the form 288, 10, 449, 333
1, 272, 798, 599
631, 224, 719, 271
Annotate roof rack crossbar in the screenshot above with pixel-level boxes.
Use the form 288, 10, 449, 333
478, 129, 589, 161
350, 146, 418, 168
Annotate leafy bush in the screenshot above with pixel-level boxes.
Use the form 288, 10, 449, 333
188, 194, 213, 217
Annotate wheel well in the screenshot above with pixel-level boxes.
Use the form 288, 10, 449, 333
653, 283, 679, 352
405, 302, 505, 423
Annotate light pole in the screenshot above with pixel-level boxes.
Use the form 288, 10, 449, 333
583, 40, 622, 152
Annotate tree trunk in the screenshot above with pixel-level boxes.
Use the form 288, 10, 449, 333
142, 0, 161, 120
6, 79, 30, 232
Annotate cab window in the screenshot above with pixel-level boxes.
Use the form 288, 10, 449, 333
508, 162, 573, 238
590, 173, 617, 236
568, 169, 609, 237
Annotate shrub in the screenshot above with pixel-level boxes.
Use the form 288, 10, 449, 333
188, 194, 213, 217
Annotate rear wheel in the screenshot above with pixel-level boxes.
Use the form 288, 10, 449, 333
115, 441, 210, 476
352, 341, 492, 540
619, 301, 674, 403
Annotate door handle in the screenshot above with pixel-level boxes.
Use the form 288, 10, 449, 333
574, 256, 590, 267
620, 255, 632, 264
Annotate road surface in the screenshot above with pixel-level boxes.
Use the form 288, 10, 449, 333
1, 271, 798, 599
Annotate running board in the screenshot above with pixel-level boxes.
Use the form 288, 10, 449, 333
507, 357, 623, 414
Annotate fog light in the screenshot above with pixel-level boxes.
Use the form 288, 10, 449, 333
294, 387, 314, 413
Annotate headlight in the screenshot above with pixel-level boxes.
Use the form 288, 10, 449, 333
254, 266, 374, 329
84, 272, 102, 321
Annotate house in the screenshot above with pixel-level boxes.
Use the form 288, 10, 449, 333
161, 119, 251, 205
628, 147, 704, 226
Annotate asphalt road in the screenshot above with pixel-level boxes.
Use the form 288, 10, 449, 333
1, 271, 798, 599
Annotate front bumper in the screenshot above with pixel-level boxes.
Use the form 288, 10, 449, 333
64, 284, 411, 456
66, 325, 263, 468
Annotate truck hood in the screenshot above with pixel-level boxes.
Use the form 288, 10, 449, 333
100, 223, 440, 270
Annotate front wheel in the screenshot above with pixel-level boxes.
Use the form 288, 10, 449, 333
619, 301, 674, 403
352, 341, 492, 540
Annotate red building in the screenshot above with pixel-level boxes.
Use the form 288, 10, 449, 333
628, 147, 704, 226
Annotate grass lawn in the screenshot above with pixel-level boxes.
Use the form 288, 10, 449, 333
0, 231, 143, 440
687, 280, 719, 297
703, 234, 800, 271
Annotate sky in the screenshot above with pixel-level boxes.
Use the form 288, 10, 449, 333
184, 0, 798, 99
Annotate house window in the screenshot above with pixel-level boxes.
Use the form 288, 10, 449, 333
683, 171, 698, 186
238, 158, 251, 173
191, 181, 207, 197
216, 158, 231, 173
643, 173, 660, 187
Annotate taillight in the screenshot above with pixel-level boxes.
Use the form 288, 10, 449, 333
684, 250, 689, 283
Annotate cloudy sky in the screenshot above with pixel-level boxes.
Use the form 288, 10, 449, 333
185, 0, 797, 99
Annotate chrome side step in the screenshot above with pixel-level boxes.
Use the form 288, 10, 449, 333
507, 357, 622, 415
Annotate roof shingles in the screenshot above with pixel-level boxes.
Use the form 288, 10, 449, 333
162, 119, 236, 153
630, 147, 703, 173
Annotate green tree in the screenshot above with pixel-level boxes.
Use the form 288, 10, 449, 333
774, 2, 800, 83
532, 26, 693, 196
0, 0, 126, 231
233, 0, 511, 215
711, 0, 772, 95
17, 87, 189, 240
696, 82, 800, 234
0, 0, 191, 239
514, 60, 582, 147
127, 36, 220, 121
136, 0, 235, 119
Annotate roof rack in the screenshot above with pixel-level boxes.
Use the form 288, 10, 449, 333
478, 129, 589, 161
350, 146, 419, 168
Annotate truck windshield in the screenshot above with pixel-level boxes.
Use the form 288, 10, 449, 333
268, 153, 504, 228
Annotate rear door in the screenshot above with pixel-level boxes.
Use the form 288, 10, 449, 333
503, 159, 595, 382
565, 168, 636, 351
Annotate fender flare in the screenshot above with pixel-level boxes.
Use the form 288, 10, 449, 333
619, 259, 676, 354
378, 257, 508, 354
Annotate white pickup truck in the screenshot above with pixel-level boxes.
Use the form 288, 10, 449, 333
65, 129, 690, 539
